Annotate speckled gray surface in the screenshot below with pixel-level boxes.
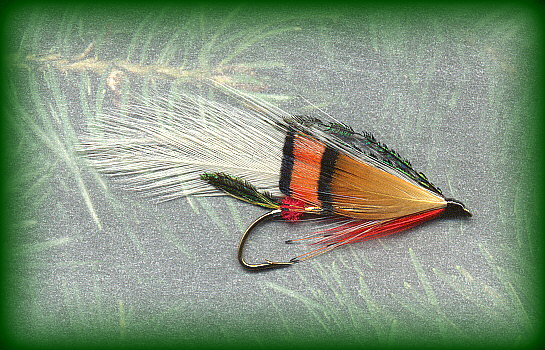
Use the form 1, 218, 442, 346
5, 4, 540, 348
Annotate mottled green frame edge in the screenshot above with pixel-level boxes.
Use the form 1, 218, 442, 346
1, 0, 544, 349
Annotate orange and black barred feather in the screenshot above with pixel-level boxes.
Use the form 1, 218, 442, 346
279, 130, 446, 220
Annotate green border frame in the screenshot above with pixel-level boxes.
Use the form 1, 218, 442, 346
1, 0, 544, 349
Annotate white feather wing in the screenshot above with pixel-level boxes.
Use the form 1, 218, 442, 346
81, 93, 286, 201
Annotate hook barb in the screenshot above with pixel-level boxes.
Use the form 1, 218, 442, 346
238, 209, 296, 270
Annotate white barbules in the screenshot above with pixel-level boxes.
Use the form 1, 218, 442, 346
81, 92, 286, 201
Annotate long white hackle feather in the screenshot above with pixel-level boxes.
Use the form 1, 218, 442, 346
81, 92, 288, 201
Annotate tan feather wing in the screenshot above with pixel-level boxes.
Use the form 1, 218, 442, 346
328, 153, 447, 220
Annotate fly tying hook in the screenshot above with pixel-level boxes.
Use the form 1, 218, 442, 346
238, 209, 297, 270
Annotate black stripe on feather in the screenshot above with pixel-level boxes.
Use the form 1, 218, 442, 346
317, 146, 339, 211
279, 131, 295, 196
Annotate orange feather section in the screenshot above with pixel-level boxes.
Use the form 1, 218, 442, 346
289, 134, 325, 205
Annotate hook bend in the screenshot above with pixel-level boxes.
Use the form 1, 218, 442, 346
238, 209, 296, 270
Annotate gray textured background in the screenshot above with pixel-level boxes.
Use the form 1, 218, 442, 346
5, 4, 540, 347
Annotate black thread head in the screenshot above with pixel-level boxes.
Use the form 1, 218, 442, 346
444, 198, 472, 217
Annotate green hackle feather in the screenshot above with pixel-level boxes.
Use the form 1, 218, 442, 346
200, 172, 280, 209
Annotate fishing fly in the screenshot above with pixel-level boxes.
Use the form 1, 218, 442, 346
82, 84, 471, 270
